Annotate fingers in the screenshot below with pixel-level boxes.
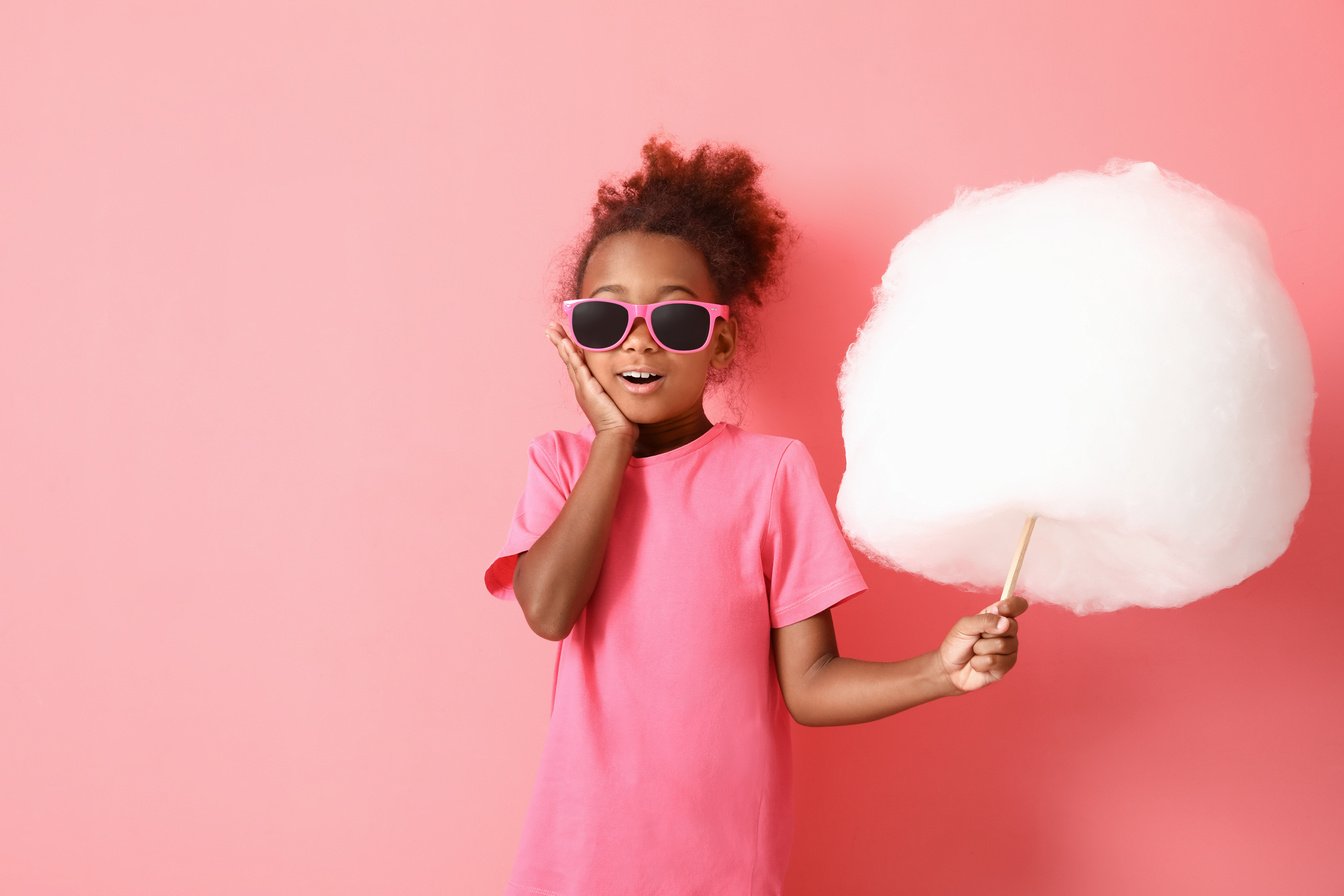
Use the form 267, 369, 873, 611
546, 322, 576, 366
945, 596, 1026, 692
546, 322, 587, 386
960, 611, 1016, 638
969, 653, 1016, 674
980, 595, 1030, 619
546, 323, 623, 426
971, 635, 1018, 656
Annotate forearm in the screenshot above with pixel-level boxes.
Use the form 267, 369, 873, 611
514, 431, 634, 640
797, 650, 962, 727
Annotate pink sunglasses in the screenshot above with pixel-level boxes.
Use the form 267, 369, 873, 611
561, 298, 731, 354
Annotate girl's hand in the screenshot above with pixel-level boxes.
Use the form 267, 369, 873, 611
938, 595, 1028, 694
545, 322, 639, 440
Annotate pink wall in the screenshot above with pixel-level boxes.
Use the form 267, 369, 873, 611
2, 2, 1341, 894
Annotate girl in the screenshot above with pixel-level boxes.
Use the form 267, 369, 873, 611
483, 134, 1027, 895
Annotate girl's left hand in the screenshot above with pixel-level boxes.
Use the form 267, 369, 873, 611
938, 595, 1029, 694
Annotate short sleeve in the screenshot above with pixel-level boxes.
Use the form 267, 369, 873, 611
483, 434, 570, 602
763, 440, 869, 628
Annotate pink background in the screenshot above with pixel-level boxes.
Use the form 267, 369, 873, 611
3, 2, 1341, 894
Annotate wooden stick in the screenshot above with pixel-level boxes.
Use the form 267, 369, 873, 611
1000, 514, 1038, 604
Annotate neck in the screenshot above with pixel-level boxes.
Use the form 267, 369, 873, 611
631, 406, 714, 458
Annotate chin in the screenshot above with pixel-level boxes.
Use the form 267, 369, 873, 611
616, 397, 675, 422
621, 407, 662, 424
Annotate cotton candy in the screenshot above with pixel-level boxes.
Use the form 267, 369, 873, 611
835, 160, 1314, 614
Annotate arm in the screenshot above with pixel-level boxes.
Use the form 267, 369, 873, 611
515, 322, 641, 641
772, 596, 1028, 727
514, 430, 635, 641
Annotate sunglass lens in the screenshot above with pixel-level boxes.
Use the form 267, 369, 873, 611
651, 303, 712, 351
571, 300, 629, 349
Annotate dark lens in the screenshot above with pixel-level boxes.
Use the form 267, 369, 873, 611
651, 303, 711, 351
571, 300, 629, 349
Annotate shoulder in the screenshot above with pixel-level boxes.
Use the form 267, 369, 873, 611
522, 428, 593, 485
527, 428, 577, 452
718, 424, 816, 476
523, 426, 591, 453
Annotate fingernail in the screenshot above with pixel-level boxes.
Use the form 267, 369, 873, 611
996, 617, 1009, 631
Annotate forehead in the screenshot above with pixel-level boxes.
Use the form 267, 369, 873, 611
581, 231, 714, 294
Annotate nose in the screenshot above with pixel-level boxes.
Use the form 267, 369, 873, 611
622, 316, 657, 351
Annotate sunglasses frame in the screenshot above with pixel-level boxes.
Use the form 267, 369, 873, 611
561, 298, 732, 354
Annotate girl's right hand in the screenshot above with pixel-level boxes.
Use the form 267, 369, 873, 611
545, 322, 639, 441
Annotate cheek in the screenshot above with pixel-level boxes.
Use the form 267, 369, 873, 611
669, 359, 711, 387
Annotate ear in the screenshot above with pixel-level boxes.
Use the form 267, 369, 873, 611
710, 316, 737, 369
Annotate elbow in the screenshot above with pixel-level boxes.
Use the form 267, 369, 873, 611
783, 692, 820, 728
532, 594, 580, 641
513, 557, 551, 639
514, 556, 577, 641
517, 589, 570, 641
514, 584, 573, 642
785, 654, 838, 727
531, 616, 571, 642
790, 707, 826, 728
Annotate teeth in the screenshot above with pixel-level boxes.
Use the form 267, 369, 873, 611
623, 372, 657, 380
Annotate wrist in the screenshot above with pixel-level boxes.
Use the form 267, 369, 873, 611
592, 428, 637, 454
926, 649, 964, 698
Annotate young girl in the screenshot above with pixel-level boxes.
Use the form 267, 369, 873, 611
483, 134, 1027, 895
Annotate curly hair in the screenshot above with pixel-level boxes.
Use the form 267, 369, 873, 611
548, 131, 798, 414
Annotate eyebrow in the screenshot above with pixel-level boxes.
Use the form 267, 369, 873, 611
590, 284, 700, 299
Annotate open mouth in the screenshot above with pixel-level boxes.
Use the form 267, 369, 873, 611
618, 372, 664, 394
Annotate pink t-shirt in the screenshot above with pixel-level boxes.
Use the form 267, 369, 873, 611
483, 420, 869, 895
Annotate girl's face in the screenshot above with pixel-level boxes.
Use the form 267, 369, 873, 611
577, 230, 736, 426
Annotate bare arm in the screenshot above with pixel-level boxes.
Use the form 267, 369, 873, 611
772, 596, 1028, 726
792, 650, 961, 726
513, 430, 634, 641
516, 321, 638, 641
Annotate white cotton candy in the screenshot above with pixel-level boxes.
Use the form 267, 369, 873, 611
835, 160, 1315, 614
